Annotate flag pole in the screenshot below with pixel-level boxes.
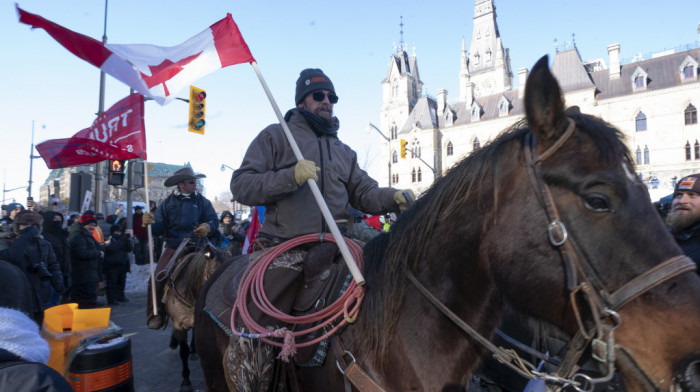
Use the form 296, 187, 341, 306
249, 61, 365, 285
143, 160, 158, 315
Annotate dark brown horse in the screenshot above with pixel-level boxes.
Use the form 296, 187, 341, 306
195, 56, 700, 391
161, 241, 226, 392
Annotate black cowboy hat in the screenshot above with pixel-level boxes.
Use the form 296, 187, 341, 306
164, 167, 206, 187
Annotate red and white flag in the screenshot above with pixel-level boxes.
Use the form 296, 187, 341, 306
243, 207, 262, 255
36, 93, 146, 168
17, 5, 255, 105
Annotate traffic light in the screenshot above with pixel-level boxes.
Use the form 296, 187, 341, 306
108, 159, 125, 186
188, 85, 206, 135
400, 139, 407, 159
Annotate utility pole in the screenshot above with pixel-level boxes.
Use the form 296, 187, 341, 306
94, 0, 109, 214
368, 123, 392, 187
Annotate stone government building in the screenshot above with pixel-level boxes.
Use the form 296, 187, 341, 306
380, 0, 700, 198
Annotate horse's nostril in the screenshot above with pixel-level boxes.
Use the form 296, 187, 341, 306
674, 353, 700, 391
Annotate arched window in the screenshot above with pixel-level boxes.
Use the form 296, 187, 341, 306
685, 104, 698, 125
391, 174, 399, 184
392, 151, 398, 163
411, 140, 421, 158
473, 137, 481, 152
446, 141, 453, 156
643, 146, 650, 165
636, 146, 642, 165
695, 141, 700, 160
411, 168, 416, 183
417, 168, 422, 182
392, 79, 398, 97
686, 141, 692, 161
390, 123, 398, 139
635, 112, 647, 131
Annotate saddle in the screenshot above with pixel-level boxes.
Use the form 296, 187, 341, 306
206, 241, 351, 364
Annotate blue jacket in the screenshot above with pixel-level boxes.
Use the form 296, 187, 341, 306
152, 191, 219, 249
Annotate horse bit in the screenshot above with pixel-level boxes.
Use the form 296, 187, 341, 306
404, 118, 696, 392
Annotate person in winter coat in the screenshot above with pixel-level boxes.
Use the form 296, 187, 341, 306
69, 213, 105, 309
0, 260, 73, 392
130, 205, 148, 265
230, 68, 413, 246
103, 224, 132, 305
40, 211, 71, 305
667, 173, 700, 274
218, 210, 245, 254
141, 167, 219, 329
0, 210, 64, 311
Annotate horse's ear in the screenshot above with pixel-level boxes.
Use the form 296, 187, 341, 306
525, 55, 568, 150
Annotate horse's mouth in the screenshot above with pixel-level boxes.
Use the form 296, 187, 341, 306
674, 353, 700, 391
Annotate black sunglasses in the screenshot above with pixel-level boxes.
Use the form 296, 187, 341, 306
312, 91, 338, 104
184, 180, 196, 185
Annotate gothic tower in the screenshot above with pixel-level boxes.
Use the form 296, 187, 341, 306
461, 0, 513, 100
380, 18, 422, 139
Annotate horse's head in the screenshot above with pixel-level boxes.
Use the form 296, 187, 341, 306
164, 242, 226, 332
487, 55, 700, 391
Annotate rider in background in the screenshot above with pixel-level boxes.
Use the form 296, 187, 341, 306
141, 167, 219, 329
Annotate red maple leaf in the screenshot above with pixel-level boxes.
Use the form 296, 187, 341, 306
139, 52, 202, 95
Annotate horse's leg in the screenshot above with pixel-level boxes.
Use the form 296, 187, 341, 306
174, 329, 193, 392
188, 328, 199, 361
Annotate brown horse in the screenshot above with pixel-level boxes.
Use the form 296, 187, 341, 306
161, 240, 226, 392
195, 55, 700, 391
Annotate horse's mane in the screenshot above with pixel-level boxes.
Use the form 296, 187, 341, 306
175, 245, 227, 297
356, 113, 631, 360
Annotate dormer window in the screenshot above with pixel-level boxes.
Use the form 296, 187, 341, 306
498, 96, 511, 117
445, 110, 454, 126
680, 56, 698, 82
632, 66, 647, 91
684, 65, 695, 79
471, 103, 482, 121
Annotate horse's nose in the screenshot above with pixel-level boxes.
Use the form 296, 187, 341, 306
675, 352, 700, 391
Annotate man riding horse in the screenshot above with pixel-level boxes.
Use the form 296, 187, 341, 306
142, 167, 220, 329
228, 68, 413, 387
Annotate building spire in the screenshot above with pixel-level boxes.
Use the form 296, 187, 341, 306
399, 16, 405, 52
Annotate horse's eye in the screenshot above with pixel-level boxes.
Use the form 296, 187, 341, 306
583, 196, 611, 213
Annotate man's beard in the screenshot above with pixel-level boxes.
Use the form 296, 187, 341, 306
667, 208, 699, 231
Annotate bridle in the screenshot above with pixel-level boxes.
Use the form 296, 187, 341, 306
163, 237, 219, 309
404, 118, 697, 391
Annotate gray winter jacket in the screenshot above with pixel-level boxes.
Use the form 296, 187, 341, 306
231, 109, 398, 240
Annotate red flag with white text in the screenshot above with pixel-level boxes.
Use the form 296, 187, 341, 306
36, 94, 146, 169
17, 5, 255, 105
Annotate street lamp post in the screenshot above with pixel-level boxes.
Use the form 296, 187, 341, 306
220, 164, 235, 172
27, 120, 43, 200
368, 123, 391, 187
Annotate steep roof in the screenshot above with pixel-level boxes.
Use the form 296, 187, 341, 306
551, 48, 595, 92
591, 47, 700, 99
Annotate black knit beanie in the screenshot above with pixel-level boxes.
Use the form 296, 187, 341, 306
295, 68, 335, 105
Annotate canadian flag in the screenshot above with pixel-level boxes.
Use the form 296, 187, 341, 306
17, 5, 255, 105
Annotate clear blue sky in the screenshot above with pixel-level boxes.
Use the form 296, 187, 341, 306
2, 0, 698, 204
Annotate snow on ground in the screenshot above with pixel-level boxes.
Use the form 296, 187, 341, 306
125, 263, 154, 294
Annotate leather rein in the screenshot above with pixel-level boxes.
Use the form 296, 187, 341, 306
338, 118, 696, 392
